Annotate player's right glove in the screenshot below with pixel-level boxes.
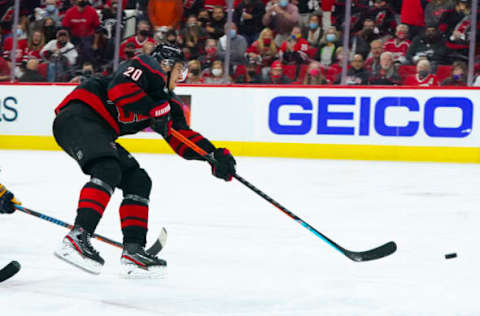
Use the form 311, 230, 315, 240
0, 184, 20, 214
208, 148, 236, 181
150, 101, 172, 138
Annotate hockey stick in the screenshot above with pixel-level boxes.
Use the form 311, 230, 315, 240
170, 129, 397, 262
0, 261, 21, 283
14, 205, 167, 255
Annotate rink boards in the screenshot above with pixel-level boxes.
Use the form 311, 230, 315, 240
0, 83, 480, 163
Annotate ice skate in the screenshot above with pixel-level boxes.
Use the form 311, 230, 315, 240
54, 226, 105, 274
120, 243, 167, 278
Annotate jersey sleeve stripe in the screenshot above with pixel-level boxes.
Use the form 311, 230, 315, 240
107, 82, 142, 102
115, 90, 147, 107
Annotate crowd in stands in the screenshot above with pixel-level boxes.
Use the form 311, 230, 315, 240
0, 0, 478, 86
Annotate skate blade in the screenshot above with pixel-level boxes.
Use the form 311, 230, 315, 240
54, 240, 103, 275
120, 261, 167, 279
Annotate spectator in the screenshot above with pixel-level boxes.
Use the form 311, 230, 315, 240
205, 6, 226, 39
384, 24, 411, 64
351, 18, 379, 59
280, 26, 310, 57
217, 22, 248, 66
365, 39, 383, 74
441, 60, 467, 86
303, 61, 328, 85
181, 15, 207, 59
199, 38, 218, 68
119, 20, 155, 60
244, 61, 263, 83
280, 35, 306, 65
305, 14, 322, 48
234, 0, 265, 44
40, 28, 78, 82
341, 54, 369, 85
439, 0, 471, 61
361, 0, 397, 36
424, 0, 455, 27
24, 29, 45, 61
247, 27, 278, 67
2, 23, 28, 65
296, 0, 320, 29
401, 0, 426, 39
0, 56, 10, 81
406, 26, 447, 66
204, 60, 232, 83
62, 0, 100, 64
403, 59, 439, 86
70, 61, 95, 83
262, 0, 299, 46
204, 0, 227, 11
164, 29, 179, 46
368, 51, 401, 85
123, 42, 137, 60
42, 17, 58, 43
263, 59, 292, 83
19, 58, 46, 82
99, 0, 126, 39
43, 0, 62, 26
314, 26, 341, 67
185, 59, 205, 84
197, 9, 211, 28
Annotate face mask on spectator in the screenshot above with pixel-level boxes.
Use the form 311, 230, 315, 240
198, 17, 209, 24
396, 31, 407, 40
309, 22, 318, 30
211, 68, 222, 76
139, 30, 150, 37
46, 5, 56, 13
263, 38, 271, 45
309, 68, 320, 76
83, 69, 93, 76
453, 73, 464, 81
248, 69, 257, 76
206, 46, 217, 55
230, 29, 237, 38
326, 34, 336, 42
418, 70, 429, 78
16, 28, 24, 38
190, 68, 200, 76
125, 50, 135, 58
279, 0, 288, 7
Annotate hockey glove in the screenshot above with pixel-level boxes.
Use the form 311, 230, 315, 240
0, 184, 20, 214
151, 114, 172, 138
150, 101, 172, 138
209, 148, 236, 181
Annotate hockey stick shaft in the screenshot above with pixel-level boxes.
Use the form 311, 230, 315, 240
170, 129, 396, 261
170, 129, 344, 252
14, 204, 124, 249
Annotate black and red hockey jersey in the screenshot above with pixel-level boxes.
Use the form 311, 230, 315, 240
55, 54, 215, 160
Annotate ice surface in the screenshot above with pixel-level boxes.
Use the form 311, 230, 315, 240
0, 150, 479, 315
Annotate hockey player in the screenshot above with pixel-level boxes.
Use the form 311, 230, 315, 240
52, 44, 236, 276
0, 184, 20, 214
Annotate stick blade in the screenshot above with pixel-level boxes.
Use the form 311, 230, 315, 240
0, 260, 21, 282
146, 227, 168, 256
344, 241, 397, 262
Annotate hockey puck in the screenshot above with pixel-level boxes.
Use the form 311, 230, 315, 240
445, 253, 457, 259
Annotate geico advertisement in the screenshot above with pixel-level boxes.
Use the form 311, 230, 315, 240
176, 86, 480, 146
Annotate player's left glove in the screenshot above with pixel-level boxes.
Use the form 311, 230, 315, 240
208, 148, 236, 181
0, 184, 20, 214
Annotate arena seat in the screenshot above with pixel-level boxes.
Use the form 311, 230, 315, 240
435, 65, 452, 82
398, 65, 416, 81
